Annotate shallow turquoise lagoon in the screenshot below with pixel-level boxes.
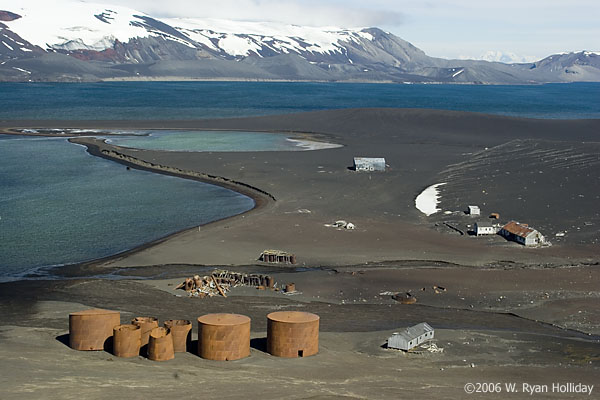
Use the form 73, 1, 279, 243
105, 130, 313, 152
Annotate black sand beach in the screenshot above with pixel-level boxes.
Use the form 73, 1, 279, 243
0, 108, 598, 399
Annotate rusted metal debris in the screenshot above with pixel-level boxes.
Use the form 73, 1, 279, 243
392, 292, 417, 304
432, 285, 447, 294
175, 270, 276, 298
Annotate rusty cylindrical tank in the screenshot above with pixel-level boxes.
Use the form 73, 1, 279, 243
197, 313, 250, 361
164, 319, 192, 352
285, 283, 296, 293
267, 311, 319, 358
131, 316, 158, 348
69, 309, 120, 351
266, 276, 274, 289
113, 324, 141, 357
147, 327, 175, 361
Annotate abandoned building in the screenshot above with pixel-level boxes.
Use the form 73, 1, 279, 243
387, 322, 434, 351
499, 221, 546, 246
353, 157, 386, 172
467, 205, 481, 216
258, 250, 296, 264
474, 221, 497, 236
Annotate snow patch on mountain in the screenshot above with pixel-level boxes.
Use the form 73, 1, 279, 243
165, 17, 369, 57
218, 34, 262, 57
451, 68, 464, 78
0, 0, 152, 51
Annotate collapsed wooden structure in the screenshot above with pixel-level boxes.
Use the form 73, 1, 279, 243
175, 269, 275, 297
258, 249, 296, 264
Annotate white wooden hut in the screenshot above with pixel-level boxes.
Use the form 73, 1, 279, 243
475, 221, 496, 235
467, 205, 481, 216
387, 322, 434, 351
353, 157, 386, 172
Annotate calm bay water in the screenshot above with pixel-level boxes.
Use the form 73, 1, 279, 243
0, 135, 254, 280
0, 82, 598, 279
1, 81, 599, 120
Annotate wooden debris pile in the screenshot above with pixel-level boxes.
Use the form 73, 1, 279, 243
175, 270, 275, 298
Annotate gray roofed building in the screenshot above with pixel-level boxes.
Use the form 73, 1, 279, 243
387, 322, 434, 351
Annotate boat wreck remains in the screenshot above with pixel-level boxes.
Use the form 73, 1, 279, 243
259, 250, 296, 264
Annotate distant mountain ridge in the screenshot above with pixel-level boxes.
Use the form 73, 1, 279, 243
1, 0, 599, 83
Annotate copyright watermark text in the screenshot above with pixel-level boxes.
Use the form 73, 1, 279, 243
464, 382, 594, 395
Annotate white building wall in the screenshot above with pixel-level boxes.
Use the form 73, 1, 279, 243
476, 226, 496, 235
388, 331, 435, 350
388, 334, 409, 350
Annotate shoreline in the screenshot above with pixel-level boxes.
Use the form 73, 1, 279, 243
74, 138, 277, 202
3, 108, 599, 279
51, 137, 278, 274
1, 125, 337, 279
2, 131, 281, 280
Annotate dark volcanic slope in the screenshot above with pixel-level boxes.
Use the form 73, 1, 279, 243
4, 108, 600, 144
436, 140, 600, 244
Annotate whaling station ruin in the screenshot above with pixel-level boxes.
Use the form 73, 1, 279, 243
66, 303, 432, 363
387, 322, 435, 351
68, 308, 323, 362
353, 157, 386, 172
258, 249, 296, 264
464, 205, 548, 247
499, 220, 547, 246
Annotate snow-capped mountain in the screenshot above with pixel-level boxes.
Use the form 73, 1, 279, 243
1, 0, 599, 83
478, 51, 536, 64
2, 1, 152, 52
0, 0, 401, 64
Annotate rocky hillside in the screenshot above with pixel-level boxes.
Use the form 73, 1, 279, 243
0, 0, 599, 83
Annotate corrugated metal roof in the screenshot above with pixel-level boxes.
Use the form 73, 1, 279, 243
502, 221, 534, 237
354, 157, 385, 163
475, 221, 493, 228
393, 322, 433, 341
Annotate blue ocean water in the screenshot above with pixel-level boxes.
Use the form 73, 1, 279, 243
0, 135, 254, 280
0, 81, 599, 120
0, 81, 598, 279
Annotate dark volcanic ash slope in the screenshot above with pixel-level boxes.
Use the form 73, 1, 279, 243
146, 108, 600, 246
435, 140, 600, 245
